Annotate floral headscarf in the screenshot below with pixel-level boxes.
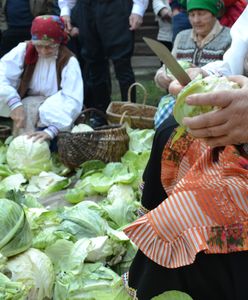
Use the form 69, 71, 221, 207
31, 15, 68, 45
25, 15, 68, 65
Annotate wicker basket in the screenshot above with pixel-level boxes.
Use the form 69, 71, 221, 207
106, 82, 157, 129
0, 125, 11, 141
57, 108, 130, 169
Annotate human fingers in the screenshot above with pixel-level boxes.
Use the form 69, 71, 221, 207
185, 89, 234, 108
168, 79, 182, 96
183, 108, 227, 130
157, 73, 172, 90
129, 14, 143, 30
61, 15, 72, 32
228, 75, 248, 88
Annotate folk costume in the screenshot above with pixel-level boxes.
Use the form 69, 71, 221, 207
123, 129, 248, 300
0, 15, 83, 139
123, 5, 248, 300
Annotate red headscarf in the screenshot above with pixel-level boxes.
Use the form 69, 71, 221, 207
26, 15, 68, 64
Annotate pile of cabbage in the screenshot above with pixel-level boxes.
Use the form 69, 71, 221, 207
0, 124, 194, 299
0, 127, 156, 300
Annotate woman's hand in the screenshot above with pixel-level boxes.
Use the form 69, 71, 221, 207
27, 131, 52, 143
156, 72, 173, 90
182, 75, 248, 147
10, 106, 25, 128
168, 67, 208, 95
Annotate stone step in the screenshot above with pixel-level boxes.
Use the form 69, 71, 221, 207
134, 41, 155, 56
143, 12, 157, 26
132, 55, 160, 69
135, 25, 158, 42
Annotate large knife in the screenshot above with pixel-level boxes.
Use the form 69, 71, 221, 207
143, 37, 191, 86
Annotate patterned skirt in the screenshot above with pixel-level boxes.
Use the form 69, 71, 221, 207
124, 127, 248, 300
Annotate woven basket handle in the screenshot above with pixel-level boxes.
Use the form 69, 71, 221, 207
76, 107, 108, 124
119, 111, 132, 126
127, 82, 148, 106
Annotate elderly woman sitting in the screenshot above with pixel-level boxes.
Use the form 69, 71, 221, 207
0, 15, 83, 143
154, 0, 231, 129
156, 0, 231, 90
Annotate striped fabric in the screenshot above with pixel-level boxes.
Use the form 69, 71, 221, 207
124, 132, 248, 268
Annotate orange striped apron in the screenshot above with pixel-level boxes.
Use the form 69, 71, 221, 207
124, 130, 248, 268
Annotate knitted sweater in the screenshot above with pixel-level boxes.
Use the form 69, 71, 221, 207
173, 27, 231, 67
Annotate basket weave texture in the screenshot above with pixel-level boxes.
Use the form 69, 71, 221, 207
57, 109, 129, 169
0, 125, 11, 140
106, 82, 157, 129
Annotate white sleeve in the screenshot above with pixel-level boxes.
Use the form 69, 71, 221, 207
132, 0, 149, 16
0, 42, 26, 103
58, 0, 76, 16
153, 0, 171, 16
202, 7, 248, 76
39, 56, 84, 131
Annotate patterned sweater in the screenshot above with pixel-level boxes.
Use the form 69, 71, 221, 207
173, 26, 231, 67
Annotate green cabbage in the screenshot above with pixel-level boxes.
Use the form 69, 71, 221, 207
174, 76, 239, 127
0, 198, 32, 257
6, 248, 55, 300
6, 135, 52, 178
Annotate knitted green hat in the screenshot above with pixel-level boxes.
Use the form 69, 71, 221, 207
187, 0, 224, 16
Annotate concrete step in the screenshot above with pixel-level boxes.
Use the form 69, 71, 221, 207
132, 55, 160, 71
134, 41, 155, 56
135, 25, 158, 42
143, 12, 157, 26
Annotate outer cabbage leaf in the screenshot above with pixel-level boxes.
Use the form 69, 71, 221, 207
100, 184, 139, 228
26, 171, 70, 197
6, 135, 52, 178
53, 262, 131, 300
127, 126, 155, 153
0, 198, 24, 248
0, 173, 26, 197
59, 201, 107, 239
0, 272, 27, 300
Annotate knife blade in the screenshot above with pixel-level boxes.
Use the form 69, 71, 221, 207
143, 37, 191, 86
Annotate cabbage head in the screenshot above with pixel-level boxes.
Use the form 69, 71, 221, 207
173, 76, 239, 127
6, 135, 51, 178
0, 198, 32, 257
7, 248, 55, 300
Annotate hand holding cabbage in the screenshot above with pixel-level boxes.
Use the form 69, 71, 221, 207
172, 75, 248, 147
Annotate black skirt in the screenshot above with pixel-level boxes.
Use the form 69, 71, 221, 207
128, 115, 248, 300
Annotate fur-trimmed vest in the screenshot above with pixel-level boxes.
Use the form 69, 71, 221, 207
175, 27, 231, 67
18, 44, 74, 99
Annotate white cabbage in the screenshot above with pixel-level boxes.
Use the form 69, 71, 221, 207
7, 248, 55, 300
6, 135, 51, 178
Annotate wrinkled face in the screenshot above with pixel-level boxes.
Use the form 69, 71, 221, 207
188, 9, 216, 38
33, 43, 59, 58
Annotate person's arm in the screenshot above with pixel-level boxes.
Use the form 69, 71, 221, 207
130, 0, 149, 30
0, 43, 27, 127
38, 56, 84, 139
58, 0, 76, 31
153, 0, 171, 21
